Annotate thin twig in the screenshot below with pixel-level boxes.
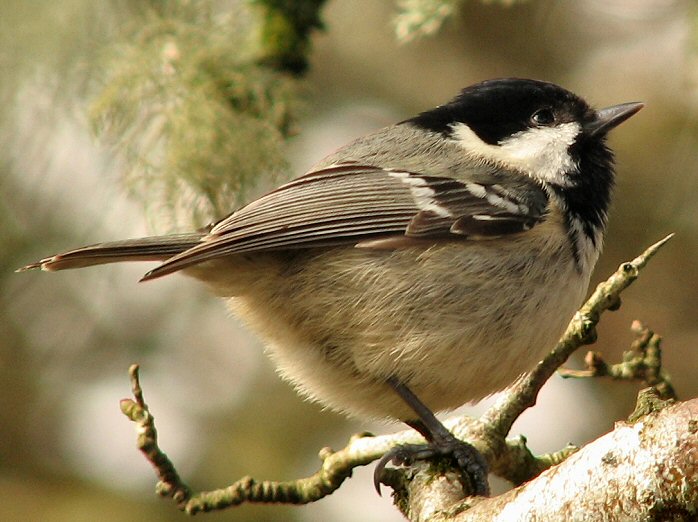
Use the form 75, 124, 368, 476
120, 365, 192, 507
121, 364, 424, 513
558, 320, 676, 401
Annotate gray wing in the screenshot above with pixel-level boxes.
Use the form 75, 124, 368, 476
142, 163, 548, 280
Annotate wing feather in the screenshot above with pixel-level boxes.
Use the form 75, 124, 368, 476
142, 164, 548, 280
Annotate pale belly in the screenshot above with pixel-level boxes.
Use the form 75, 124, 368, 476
225, 228, 592, 420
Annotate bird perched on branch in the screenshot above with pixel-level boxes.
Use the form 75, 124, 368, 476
19, 78, 643, 496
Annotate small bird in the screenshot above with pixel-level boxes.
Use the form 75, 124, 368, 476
19, 78, 643, 496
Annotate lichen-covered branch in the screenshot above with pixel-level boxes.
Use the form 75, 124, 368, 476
122, 363, 425, 513
405, 398, 698, 521
120, 235, 675, 515
120, 365, 192, 506
490, 437, 579, 488
559, 320, 677, 401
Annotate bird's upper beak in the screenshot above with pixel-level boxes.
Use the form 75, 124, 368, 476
584, 101, 644, 137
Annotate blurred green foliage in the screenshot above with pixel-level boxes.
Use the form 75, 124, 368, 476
254, 0, 328, 74
90, 2, 308, 230
393, 0, 526, 41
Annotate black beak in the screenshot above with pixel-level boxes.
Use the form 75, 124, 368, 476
585, 102, 644, 137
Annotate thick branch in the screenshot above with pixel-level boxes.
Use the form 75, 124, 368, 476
404, 398, 698, 521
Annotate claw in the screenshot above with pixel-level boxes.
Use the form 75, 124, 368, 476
373, 443, 435, 495
373, 453, 389, 495
373, 440, 490, 497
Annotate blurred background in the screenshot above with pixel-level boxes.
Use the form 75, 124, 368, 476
2, 0, 697, 520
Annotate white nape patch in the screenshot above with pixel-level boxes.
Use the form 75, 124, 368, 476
388, 170, 452, 217
451, 122, 581, 186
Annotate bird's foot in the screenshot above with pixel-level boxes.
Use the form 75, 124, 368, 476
373, 436, 489, 497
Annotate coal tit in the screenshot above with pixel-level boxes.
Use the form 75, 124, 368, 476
19, 78, 643, 496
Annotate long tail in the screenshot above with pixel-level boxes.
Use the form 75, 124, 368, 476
16, 233, 206, 272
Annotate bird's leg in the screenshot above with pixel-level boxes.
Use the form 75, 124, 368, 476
373, 376, 490, 496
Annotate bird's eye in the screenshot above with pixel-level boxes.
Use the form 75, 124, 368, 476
531, 108, 555, 126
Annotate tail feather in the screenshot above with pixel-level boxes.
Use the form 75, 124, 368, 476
16, 233, 206, 272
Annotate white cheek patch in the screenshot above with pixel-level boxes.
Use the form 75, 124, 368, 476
450, 122, 581, 186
